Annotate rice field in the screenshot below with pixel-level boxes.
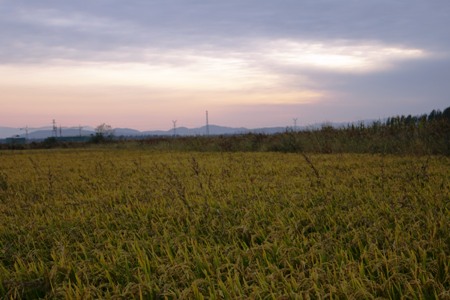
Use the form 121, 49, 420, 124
0, 149, 449, 299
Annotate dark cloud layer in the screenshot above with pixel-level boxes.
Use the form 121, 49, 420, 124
2, 0, 450, 59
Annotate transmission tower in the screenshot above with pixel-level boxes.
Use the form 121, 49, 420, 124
172, 120, 177, 137
206, 110, 210, 136
52, 119, 57, 137
293, 118, 298, 131
20, 126, 29, 140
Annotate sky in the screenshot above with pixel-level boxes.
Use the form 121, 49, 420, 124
1, 0, 449, 130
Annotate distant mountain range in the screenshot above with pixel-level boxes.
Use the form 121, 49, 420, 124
0, 120, 378, 140
0, 125, 289, 139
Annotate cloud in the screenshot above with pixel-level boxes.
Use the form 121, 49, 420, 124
0, 35, 435, 112
261, 39, 428, 73
0, 0, 449, 128
2, 1, 449, 61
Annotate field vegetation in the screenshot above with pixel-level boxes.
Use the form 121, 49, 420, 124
0, 149, 449, 298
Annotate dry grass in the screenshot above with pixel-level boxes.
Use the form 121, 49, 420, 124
0, 149, 449, 298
